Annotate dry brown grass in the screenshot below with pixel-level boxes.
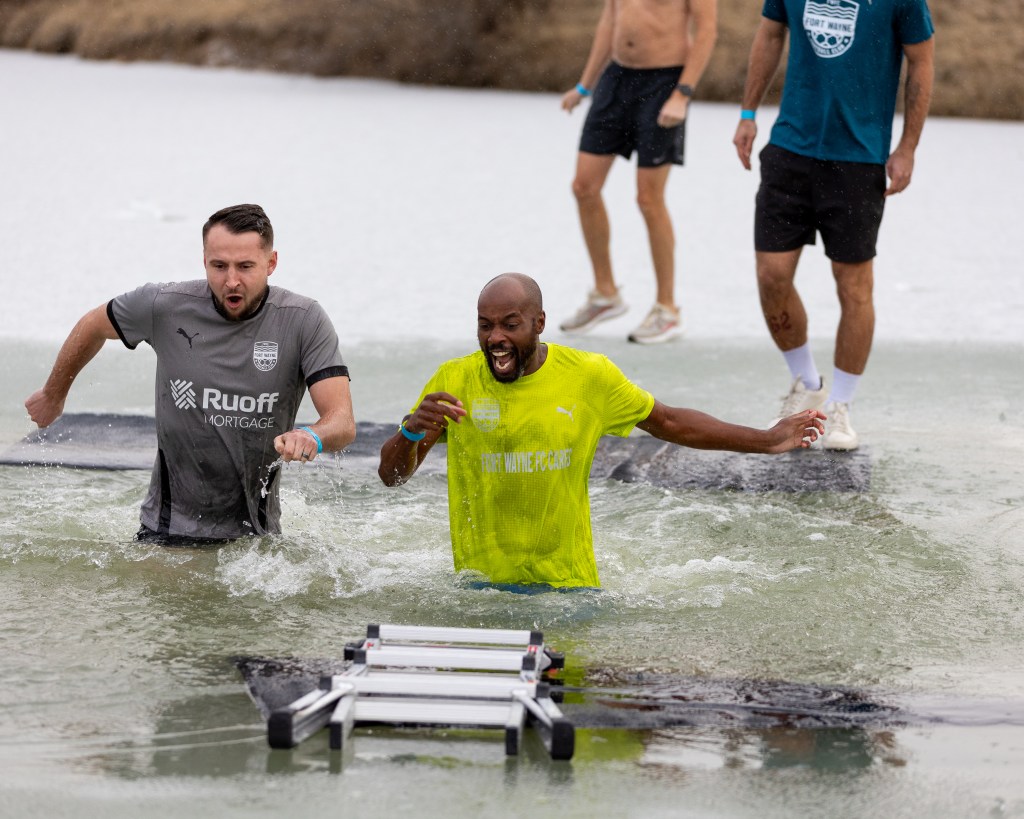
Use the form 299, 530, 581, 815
1, 0, 1020, 120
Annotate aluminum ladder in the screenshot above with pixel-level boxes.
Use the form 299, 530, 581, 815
266, 623, 574, 760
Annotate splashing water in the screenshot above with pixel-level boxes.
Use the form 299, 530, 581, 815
260, 457, 284, 498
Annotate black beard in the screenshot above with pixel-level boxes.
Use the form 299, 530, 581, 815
211, 287, 269, 322
485, 340, 535, 383
489, 354, 522, 383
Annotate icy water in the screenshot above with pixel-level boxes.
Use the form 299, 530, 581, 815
2, 50, 1024, 817
3, 338, 1023, 817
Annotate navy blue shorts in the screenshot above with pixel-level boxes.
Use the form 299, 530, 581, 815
755, 144, 886, 263
579, 62, 686, 168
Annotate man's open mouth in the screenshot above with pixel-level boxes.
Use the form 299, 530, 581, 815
490, 348, 516, 376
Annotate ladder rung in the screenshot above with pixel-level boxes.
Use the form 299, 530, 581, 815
361, 645, 543, 673
354, 697, 517, 728
374, 624, 542, 646
333, 671, 538, 700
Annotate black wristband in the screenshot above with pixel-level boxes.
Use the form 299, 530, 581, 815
676, 83, 695, 98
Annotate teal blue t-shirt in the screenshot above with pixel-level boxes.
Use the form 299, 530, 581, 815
764, 0, 934, 165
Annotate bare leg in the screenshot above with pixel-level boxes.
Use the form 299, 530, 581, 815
756, 249, 806, 351
572, 152, 618, 297
831, 259, 875, 374
636, 164, 676, 309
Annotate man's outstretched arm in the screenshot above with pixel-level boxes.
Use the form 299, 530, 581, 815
25, 304, 119, 428
275, 375, 357, 462
378, 391, 466, 486
637, 401, 824, 454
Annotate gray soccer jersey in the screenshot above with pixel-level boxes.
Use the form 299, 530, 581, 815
108, 280, 348, 538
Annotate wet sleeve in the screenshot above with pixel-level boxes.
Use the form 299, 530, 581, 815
596, 357, 656, 438
299, 301, 349, 387
108, 283, 160, 350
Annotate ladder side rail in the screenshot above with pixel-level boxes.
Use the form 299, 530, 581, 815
277, 686, 332, 714
522, 691, 575, 761
513, 689, 553, 729
328, 694, 357, 751
505, 701, 527, 756
267, 684, 351, 749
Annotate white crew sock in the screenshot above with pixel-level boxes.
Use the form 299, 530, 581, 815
782, 343, 822, 391
827, 367, 861, 405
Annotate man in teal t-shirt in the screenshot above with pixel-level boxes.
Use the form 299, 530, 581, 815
732, 0, 934, 453
378, 273, 827, 589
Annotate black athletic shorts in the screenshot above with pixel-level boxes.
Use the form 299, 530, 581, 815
135, 524, 230, 548
755, 144, 886, 263
580, 62, 686, 167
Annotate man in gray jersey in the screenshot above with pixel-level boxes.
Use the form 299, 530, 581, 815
25, 204, 356, 542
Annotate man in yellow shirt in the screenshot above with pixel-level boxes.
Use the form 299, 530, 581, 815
378, 273, 824, 588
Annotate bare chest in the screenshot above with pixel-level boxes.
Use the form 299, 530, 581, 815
611, 0, 690, 68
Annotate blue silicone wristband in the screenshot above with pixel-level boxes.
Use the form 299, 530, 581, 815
400, 422, 426, 442
297, 426, 323, 453
740, 109, 756, 121
575, 82, 591, 97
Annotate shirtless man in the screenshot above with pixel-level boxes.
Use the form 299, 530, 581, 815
560, 0, 718, 344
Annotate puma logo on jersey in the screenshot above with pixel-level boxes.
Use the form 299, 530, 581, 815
176, 328, 200, 348
556, 405, 575, 422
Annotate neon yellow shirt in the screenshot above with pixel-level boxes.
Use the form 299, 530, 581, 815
413, 343, 655, 587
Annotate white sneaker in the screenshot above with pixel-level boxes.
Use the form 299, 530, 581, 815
772, 377, 827, 426
560, 290, 628, 333
627, 303, 682, 344
822, 401, 859, 451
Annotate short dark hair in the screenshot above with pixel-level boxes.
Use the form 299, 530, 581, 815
202, 204, 274, 250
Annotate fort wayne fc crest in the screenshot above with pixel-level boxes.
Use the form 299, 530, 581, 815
253, 341, 278, 372
803, 0, 859, 59
472, 397, 500, 432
